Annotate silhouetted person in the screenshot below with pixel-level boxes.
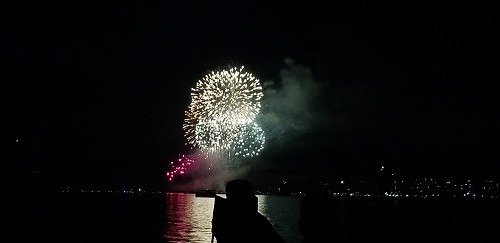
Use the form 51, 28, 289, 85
299, 179, 337, 242
212, 179, 285, 243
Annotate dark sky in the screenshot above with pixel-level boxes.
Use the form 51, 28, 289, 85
2, 2, 499, 185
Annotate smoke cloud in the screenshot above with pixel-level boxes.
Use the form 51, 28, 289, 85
258, 58, 331, 150
169, 150, 253, 192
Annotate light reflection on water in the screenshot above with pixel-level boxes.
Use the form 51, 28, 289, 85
163, 193, 213, 242
163, 193, 301, 243
257, 195, 302, 243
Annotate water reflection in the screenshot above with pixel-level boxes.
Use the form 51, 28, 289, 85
163, 193, 301, 243
163, 193, 214, 242
258, 195, 302, 243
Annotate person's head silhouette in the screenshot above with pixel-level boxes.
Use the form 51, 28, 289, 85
225, 179, 257, 212
213, 179, 285, 242
226, 179, 254, 200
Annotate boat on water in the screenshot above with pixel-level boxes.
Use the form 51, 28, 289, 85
195, 189, 216, 197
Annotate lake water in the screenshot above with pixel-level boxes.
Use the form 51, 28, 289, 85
3, 192, 498, 242
2, 192, 301, 243
163, 193, 301, 242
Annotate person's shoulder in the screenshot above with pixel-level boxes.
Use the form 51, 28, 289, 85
254, 212, 271, 224
254, 213, 286, 242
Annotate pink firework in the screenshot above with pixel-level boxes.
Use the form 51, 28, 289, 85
165, 154, 194, 182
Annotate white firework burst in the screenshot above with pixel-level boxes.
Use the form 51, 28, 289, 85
231, 122, 265, 158
184, 66, 265, 157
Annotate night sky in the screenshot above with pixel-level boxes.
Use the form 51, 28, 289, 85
2, 2, 499, 186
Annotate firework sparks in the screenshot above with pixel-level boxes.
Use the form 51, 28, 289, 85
165, 154, 194, 182
232, 122, 265, 157
183, 66, 265, 157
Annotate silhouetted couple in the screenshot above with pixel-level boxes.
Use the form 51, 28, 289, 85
212, 179, 285, 243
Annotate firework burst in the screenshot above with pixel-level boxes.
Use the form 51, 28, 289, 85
183, 66, 265, 157
231, 122, 265, 157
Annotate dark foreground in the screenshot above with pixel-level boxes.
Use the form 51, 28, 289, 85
306, 197, 499, 242
1, 192, 499, 242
